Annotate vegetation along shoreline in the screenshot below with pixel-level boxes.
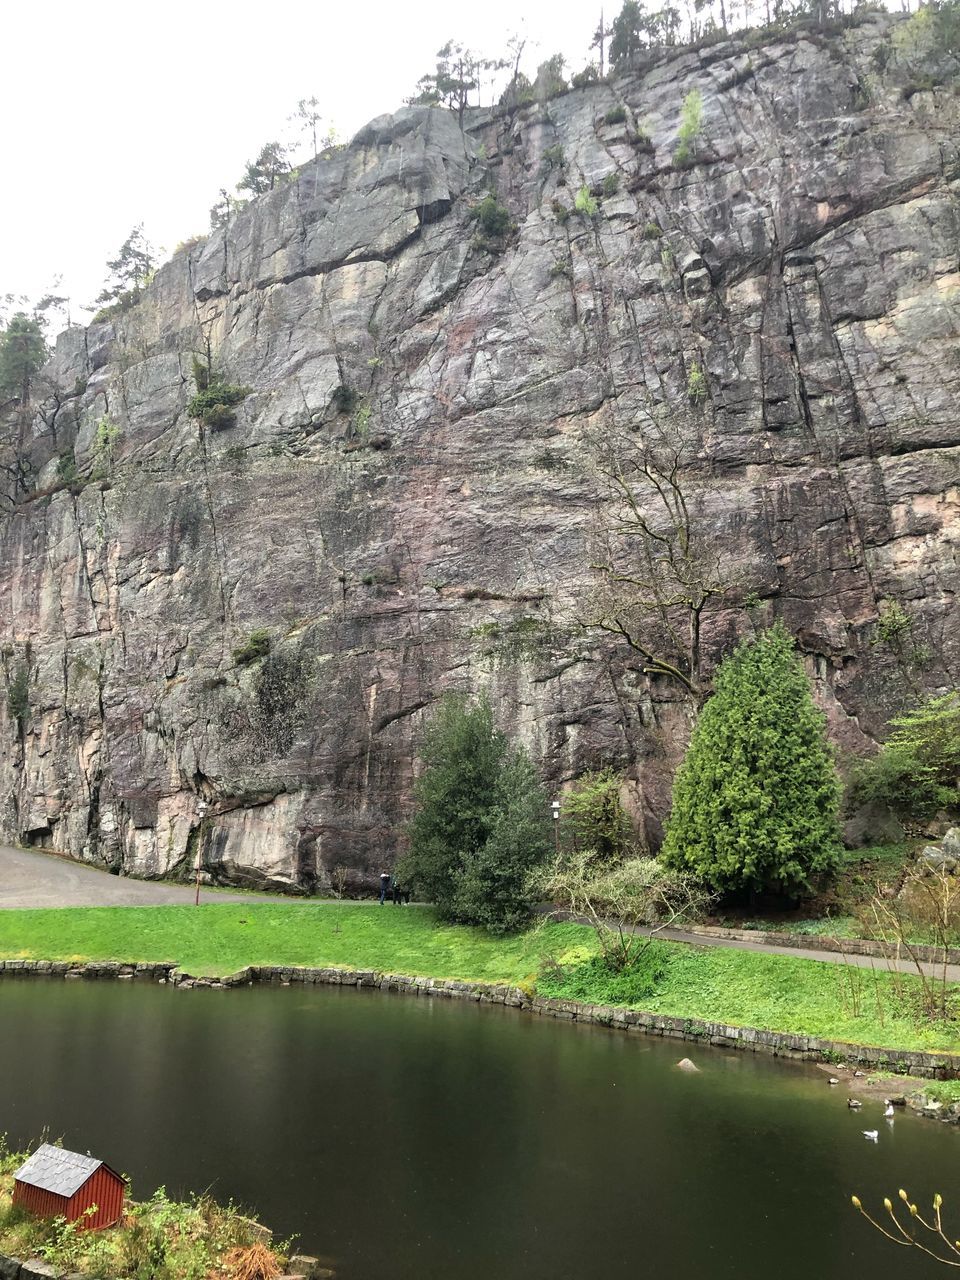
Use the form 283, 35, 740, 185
3, 903, 960, 1090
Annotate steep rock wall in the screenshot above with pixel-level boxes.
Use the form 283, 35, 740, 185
1, 14, 958, 888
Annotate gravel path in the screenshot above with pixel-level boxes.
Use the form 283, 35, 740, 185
0, 844, 251, 908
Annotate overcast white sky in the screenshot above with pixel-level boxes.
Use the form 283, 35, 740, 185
4, 0, 599, 325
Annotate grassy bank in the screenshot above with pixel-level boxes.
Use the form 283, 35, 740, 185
0, 1139, 286, 1280
1, 903, 958, 1054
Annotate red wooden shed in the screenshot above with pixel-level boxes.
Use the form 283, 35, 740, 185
12, 1144, 126, 1230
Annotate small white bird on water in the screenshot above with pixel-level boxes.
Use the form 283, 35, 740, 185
884, 1101, 895, 1119
863, 1129, 879, 1142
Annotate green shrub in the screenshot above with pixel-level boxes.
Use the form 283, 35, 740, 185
56, 451, 78, 483
187, 380, 251, 430
890, 692, 960, 782
473, 194, 512, 238
454, 749, 553, 934
7, 666, 29, 728
542, 143, 565, 171
602, 173, 620, 197
574, 185, 598, 218
643, 221, 663, 239
396, 693, 551, 932
571, 65, 601, 89
603, 105, 627, 125
673, 88, 704, 167
562, 768, 635, 859
91, 288, 140, 324
874, 600, 912, 647
687, 363, 708, 403
92, 416, 121, 475
848, 692, 960, 818
232, 628, 272, 667
661, 622, 843, 898
551, 199, 571, 223
331, 384, 358, 414
354, 400, 372, 439
847, 747, 951, 820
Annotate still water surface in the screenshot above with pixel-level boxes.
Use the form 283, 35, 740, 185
0, 980, 955, 1279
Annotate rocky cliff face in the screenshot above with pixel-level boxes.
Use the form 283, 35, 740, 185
1, 13, 958, 889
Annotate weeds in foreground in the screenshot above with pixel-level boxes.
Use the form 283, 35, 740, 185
0, 1137, 285, 1280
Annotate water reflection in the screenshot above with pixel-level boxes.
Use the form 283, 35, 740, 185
0, 980, 953, 1279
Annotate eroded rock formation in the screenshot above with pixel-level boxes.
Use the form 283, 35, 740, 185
1, 13, 957, 888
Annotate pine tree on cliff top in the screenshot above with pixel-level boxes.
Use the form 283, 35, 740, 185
661, 622, 842, 898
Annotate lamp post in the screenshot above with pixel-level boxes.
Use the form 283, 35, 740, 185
551, 799, 561, 854
194, 800, 209, 906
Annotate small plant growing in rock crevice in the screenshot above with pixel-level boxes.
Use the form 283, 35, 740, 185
187, 358, 251, 430
603, 105, 627, 125
56, 450, 79, 483
472, 194, 514, 249
353, 400, 372, 441
874, 600, 913, 649
673, 88, 704, 168
575, 185, 598, 218
92, 415, 122, 476
232, 629, 272, 667
7, 665, 29, 730
687, 363, 708, 403
331, 384, 358, 414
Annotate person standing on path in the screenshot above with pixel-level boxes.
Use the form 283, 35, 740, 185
379, 872, 391, 905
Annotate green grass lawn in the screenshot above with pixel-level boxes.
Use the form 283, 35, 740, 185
0, 903, 563, 984
1, 902, 958, 1054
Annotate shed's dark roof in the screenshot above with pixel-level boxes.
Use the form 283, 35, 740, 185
14, 1144, 123, 1198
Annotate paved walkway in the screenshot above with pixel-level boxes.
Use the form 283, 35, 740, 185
545, 910, 960, 983
0, 844, 250, 908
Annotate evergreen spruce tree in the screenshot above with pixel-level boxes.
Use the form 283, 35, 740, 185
454, 748, 551, 934
661, 622, 842, 898
399, 693, 550, 931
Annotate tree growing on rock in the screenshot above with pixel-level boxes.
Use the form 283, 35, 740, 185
397, 693, 551, 932
409, 41, 506, 127
584, 425, 730, 703
237, 142, 290, 196
95, 225, 155, 309
661, 622, 842, 900
609, 1, 646, 67
0, 313, 46, 406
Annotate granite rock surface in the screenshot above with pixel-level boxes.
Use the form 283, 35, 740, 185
1, 15, 957, 888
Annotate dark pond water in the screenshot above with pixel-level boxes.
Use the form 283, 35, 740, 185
0, 980, 956, 1279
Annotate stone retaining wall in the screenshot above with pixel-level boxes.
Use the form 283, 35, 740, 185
683, 925, 960, 967
0, 1254, 60, 1278
2, 957, 959, 1080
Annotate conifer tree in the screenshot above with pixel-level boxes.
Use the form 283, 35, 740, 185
95, 225, 155, 308
399, 693, 550, 930
0, 313, 46, 405
661, 622, 842, 898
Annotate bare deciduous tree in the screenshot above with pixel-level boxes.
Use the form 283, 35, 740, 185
544, 851, 714, 971
583, 426, 730, 703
